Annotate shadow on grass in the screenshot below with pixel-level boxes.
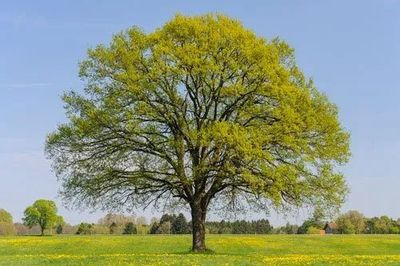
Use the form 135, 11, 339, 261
172, 248, 216, 255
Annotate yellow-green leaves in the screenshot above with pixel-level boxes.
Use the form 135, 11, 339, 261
46, 14, 350, 219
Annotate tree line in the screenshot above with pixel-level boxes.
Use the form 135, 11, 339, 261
278, 210, 400, 235
1, 201, 400, 236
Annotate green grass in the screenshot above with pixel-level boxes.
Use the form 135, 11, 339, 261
1, 234, 400, 265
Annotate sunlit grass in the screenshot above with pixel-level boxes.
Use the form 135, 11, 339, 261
1, 234, 400, 265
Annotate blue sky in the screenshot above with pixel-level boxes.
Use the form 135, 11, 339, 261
1, 0, 400, 225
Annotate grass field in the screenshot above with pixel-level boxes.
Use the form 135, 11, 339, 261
1, 234, 400, 265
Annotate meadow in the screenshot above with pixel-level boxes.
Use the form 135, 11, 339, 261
1, 234, 400, 265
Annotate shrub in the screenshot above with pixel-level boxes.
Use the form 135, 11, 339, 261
123, 222, 137, 234
307, 226, 321, 234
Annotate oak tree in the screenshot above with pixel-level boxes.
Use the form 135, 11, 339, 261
46, 14, 350, 251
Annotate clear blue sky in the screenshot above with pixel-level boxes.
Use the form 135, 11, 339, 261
1, 0, 399, 225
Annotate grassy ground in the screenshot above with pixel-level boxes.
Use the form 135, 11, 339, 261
1, 234, 400, 265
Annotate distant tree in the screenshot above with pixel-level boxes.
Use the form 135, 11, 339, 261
149, 221, 160, 234
98, 213, 135, 234
206, 218, 272, 234
54, 215, 65, 234
76, 223, 94, 235
253, 219, 272, 234
61, 224, 79, 234
56, 224, 63, 234
374, 216, 394, 234
0, 223, 16, 235
109, 222, 117, 234
136, 216, 147, 226
172, 213, 190, 234
13, 223, 28, 235
157, 221, 172, 234
376, 216, 393, 234
136, 216, 148, 235
0, 209, 16, 235
298, 210, 325, 234
217, 220, 229, 234
149, 214, 175, 234
159, 214, 176, 225
98, 213, 135, 227
364, 216, 400, 234
123, 222, 137, 234
307, 226, 321, 234
336, 210, 365, 234
232, 220, 250, 234
0, 209, 13, 223
23, 199, 63, 236
283, 223, 298, 234
46, 14, 350, 251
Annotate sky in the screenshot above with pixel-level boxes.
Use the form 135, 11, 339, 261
1, 0, 400, 225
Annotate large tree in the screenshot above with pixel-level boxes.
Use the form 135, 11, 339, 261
46, 14, 350, 251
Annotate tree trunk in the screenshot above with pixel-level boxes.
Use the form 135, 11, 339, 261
191, 202, 207, 252
40, 227, 44, 236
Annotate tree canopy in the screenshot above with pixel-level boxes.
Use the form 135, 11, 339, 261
23, 199, 63, 235
0, 209, 13, 224
46, 14, 350, 251
0, 209, 15, 235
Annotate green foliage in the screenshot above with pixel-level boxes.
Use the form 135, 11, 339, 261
206, 219, 272, 234
76, 223, 94, 235
149, 213, 190, 234
157, 221, 172, 234
109, 222, 117, 234
306, 226, 321, 234
297, 210, 325, 234
365, 216, 400, 234
172, 213, 190, 234
56, 224, 63, 234
22, 199, 62, 235
149, 221, 160, 234
0, 222, 16, 235
123, 222, 137, 234
0, 209, 15, 235
0, 209, 13, 223
336, 210, 365, 234
273, 223, 299, 234
45, 14, 350, 250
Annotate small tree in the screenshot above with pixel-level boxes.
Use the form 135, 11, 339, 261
172, 213, 190, 234
109, 222, 117, 234
157, 221, 171, 234
149, 221, 160, 234
76, 223, 94, 235
56, 224, 63, 234
0, 209, 13, 223
23, 199, 62, 236
136, 216, 148, 234
54, 215, 65, 235
307, 226, 321, 234
0, 209, 16, 235
336, 210, 365, 234
123, 222, 137, 234
298, 209, 325, 234
283, 223, 298, 234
